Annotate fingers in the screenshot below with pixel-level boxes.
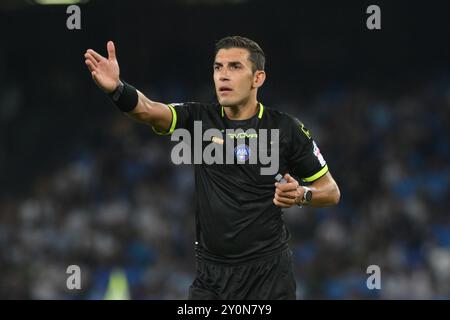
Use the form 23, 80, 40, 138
285, 174, 296, 183
274, 173, 299, 192
273, 173, 300, 208
85, 59, 97, 73
275, 181, 298, 192
91, 70, 101, 83
274, 188, 297, 207
274, 191, 298, 201
86, 49, 104, 63
107, 41, 116, 60
273, 198, 291, 208
85, 52, 98, 67
274, 193, 296, 205
275, 188, 297, 199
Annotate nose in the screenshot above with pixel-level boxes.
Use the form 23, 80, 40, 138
218, 69, 230, 82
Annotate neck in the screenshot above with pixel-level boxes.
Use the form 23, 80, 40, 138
224, 97, 259, 120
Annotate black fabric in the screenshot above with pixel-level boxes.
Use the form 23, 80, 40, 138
164, 102, 328, 264
188, 248, 297, 300
109, 81, 139, 112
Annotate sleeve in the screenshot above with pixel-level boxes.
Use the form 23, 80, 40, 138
284, 115, 329, 183
151, 102, 198, 135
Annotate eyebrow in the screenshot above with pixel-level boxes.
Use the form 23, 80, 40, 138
213, 61, 243, 67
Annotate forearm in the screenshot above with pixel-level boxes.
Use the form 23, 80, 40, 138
124, 91, 172, 131
307, 172, 340, 207
109, 80, 172, 132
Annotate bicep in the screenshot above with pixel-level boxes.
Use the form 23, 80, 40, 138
288, 137, 328, 183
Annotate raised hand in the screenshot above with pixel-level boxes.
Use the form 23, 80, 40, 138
84, 41, 120, 93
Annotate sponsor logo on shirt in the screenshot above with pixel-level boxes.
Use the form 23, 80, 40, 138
313, 141, 326, 167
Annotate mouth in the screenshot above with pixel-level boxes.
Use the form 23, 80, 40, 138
218, 86, 233, 94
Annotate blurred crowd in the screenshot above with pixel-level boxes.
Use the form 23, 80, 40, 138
0, 72, 449, 299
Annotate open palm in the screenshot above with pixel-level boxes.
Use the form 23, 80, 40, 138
84, 41, 120, 93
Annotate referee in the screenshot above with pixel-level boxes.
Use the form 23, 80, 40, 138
84, 36, 340, 300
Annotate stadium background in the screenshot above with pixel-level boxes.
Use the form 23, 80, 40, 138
0, 0, 449, 299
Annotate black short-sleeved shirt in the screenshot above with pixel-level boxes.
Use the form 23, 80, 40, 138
153, 102, 329, 264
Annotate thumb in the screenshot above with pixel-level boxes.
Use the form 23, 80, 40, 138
285, 173, 296, 183
107, 41, 116, 60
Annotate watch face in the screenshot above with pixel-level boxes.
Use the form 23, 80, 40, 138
305, 190, 313, 202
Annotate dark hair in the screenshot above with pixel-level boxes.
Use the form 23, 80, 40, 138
215, 36, 265, 73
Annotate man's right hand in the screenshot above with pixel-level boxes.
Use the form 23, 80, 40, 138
84, 41, 120, 93
84, 41, 173, 132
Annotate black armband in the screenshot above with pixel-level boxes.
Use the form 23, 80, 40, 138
108, 80, 139, 112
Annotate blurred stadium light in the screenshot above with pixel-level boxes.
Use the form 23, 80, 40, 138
34, 0, 89, 5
